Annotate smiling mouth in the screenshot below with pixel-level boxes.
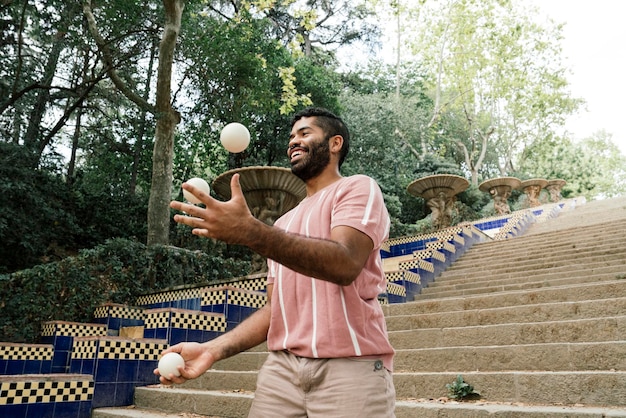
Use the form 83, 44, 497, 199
289, 148, 306, 163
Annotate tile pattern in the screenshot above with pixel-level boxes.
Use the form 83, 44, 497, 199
201, 287, 266, 331
68, 336, 167, 409
41, 322, 107, 338
143, 308, 227, 345
0, 378, 94, 405
0, 344, 53, 375
39, 322, 107, 374
229, 276, 267, 292
0, 375, 94, 418
0, 344, 54, 360
385, 270, 422, 300
93, 304, 144, 321
386, 282, 407, 304
202, 287, 267, 309
136, 288, 202, 309
93, 304, 145, 335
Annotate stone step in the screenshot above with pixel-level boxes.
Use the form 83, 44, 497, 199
394, 370, 626, 408
528, 215, 626, 235
91, 370, 626, 417
426, 261, 625, 291
445, 249, 626, 279
93, 399, 626, 418
93, 408, 217, 418
385, 296, 626, 331
448, 232, 626, 263
394, 400, 626, 418
481, 217, 626, 245
209, 340, 626, 373
454, 228, 626, 262
393, 341, 626, 372
389, 315, 626, 348
464, 225, 626, 249
525, 198, 626, 235
464, 225, 626, 258
135, 386, 252, 417
210, 352, 268, 372
384, 280, 626, 316
441, 246, 626, 278
90, 196, 626, 418
418, 272, 623, 300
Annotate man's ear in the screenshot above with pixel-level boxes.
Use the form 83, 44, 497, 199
329, 135, 343, 154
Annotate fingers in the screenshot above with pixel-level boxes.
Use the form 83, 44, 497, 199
154, 345, 188, 385
229, 173, 243, 199
181, 180, 211, 204
155, 373, 185, 385
162, 344, 183, 355
156, 372, 187, 385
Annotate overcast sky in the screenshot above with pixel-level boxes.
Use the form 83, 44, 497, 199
534, 0, 626, 154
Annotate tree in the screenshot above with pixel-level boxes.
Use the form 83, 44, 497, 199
519, 130, 626, 199
403, 0, 582, 185
82, 0, 375, 246
83, 0, 184, 246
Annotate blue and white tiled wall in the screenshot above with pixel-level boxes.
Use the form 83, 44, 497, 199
0, 374, 94, 418
0, 276, 270, 418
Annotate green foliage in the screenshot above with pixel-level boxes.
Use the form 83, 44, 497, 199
518, 131, 626, 199
2, 0, 626, 348
446, 375, 480, 400
0, 238, 250, 343
0, 143, 81, 273
412, 154, 465, 178
0, 142, 150, 273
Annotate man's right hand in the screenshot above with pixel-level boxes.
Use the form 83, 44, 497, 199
154, 342, 216, 385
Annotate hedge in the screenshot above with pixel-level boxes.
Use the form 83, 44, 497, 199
0, 238, 250, 343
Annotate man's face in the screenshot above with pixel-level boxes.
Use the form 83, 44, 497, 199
287, 116, 331, 182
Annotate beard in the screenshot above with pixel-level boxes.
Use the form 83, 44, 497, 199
290, 136, 331, 182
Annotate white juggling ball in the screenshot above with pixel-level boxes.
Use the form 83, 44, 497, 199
158, 352, 185, 378
183, 177, 210, 204
220, 122, 250, 153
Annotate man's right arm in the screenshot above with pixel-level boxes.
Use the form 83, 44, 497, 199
156, 285, 272, 384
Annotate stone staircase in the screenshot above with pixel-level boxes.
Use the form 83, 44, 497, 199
93, 196, 626, 417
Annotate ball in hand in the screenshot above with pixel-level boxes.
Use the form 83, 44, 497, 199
158, 352, 184, 378
220, 122, 250, 153
183, 177, 210, 204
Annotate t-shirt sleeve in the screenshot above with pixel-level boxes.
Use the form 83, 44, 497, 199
331, 175, 390, 246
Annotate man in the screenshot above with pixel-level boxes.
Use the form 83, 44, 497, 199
158, 107, 396, 417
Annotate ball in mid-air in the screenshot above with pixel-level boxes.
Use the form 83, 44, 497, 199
183, 177, 210, 204
220, 122, 250, 153
158, 352, 185, 378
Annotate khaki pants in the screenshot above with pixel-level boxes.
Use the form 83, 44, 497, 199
248, 350, 396, 418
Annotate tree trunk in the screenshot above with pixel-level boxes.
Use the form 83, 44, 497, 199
146, 0, 185, 246
22, 30, 66, 160
131, 37, 158, 196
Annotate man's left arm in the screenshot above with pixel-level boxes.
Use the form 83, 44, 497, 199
171, 174, 374, 286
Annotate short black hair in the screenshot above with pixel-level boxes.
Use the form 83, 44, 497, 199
291, 107, 350, 168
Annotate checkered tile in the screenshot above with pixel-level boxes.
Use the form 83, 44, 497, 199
93, 304, 144, 320
0, 344, 53, 361
0, 378, 94, 405
97, 339, 168, 360
40, 322, 107, 337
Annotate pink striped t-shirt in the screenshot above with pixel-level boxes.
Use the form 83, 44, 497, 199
266, 175, 395, 371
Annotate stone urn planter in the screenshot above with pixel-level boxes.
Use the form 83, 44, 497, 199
212, 166, 306, 272
546, 179, 567, 202
479, 177, 521, 215
519, 178, 548, 208
407, 174, 470, 229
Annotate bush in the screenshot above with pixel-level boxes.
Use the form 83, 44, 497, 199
0, 238, 250, 343
0, 142, 151, 274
